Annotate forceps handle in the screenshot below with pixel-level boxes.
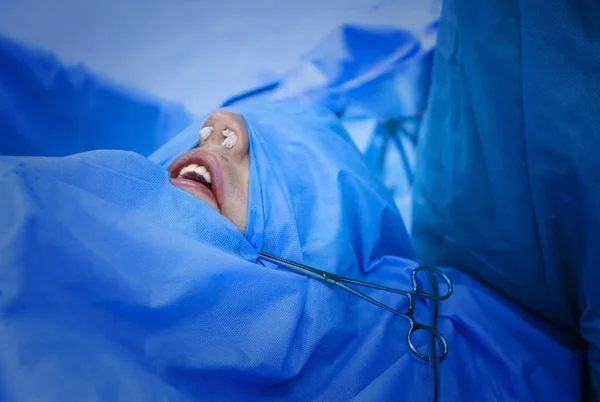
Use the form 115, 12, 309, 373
408, 323, 449, 361
327, 278, 450, 361
335, 275, 450, 361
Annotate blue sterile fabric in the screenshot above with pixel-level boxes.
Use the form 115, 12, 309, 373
412, 0, 600, 397
0, 34, 192, 157
0, 100, 585, 401
273, 24, 432, 120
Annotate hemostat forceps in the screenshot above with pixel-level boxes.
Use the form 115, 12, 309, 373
258, 252, 453, 361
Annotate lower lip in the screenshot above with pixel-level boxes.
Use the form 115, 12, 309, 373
170, 177, 219, 210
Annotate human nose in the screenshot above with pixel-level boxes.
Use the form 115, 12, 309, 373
198, 110, 249, 159
198, 125, 223, 149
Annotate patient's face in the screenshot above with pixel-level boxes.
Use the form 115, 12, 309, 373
168, 111, 250, 233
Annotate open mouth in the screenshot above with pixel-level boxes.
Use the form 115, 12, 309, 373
176, 163, 213, 190
167, 149, 223, 211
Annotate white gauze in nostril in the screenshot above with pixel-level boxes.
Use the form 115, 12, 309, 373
221, 128, 238, 149
200, 126, 214, 142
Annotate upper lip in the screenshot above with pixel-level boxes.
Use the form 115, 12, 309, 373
167, 148, 224, 208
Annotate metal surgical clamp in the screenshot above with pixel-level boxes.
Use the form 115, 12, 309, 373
258, 252, 453, 361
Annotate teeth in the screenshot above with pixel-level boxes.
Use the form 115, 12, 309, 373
200, 126, 214, 141
178, 163, 198, 177
194, 166, 208, 176
221, 129, 238, 149
178, 164, 211, 184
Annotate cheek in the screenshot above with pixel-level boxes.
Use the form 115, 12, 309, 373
222, 159, 249, 214
227, 164, 248, 206
223, 164, 249, 233
236, 136, 250, 159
